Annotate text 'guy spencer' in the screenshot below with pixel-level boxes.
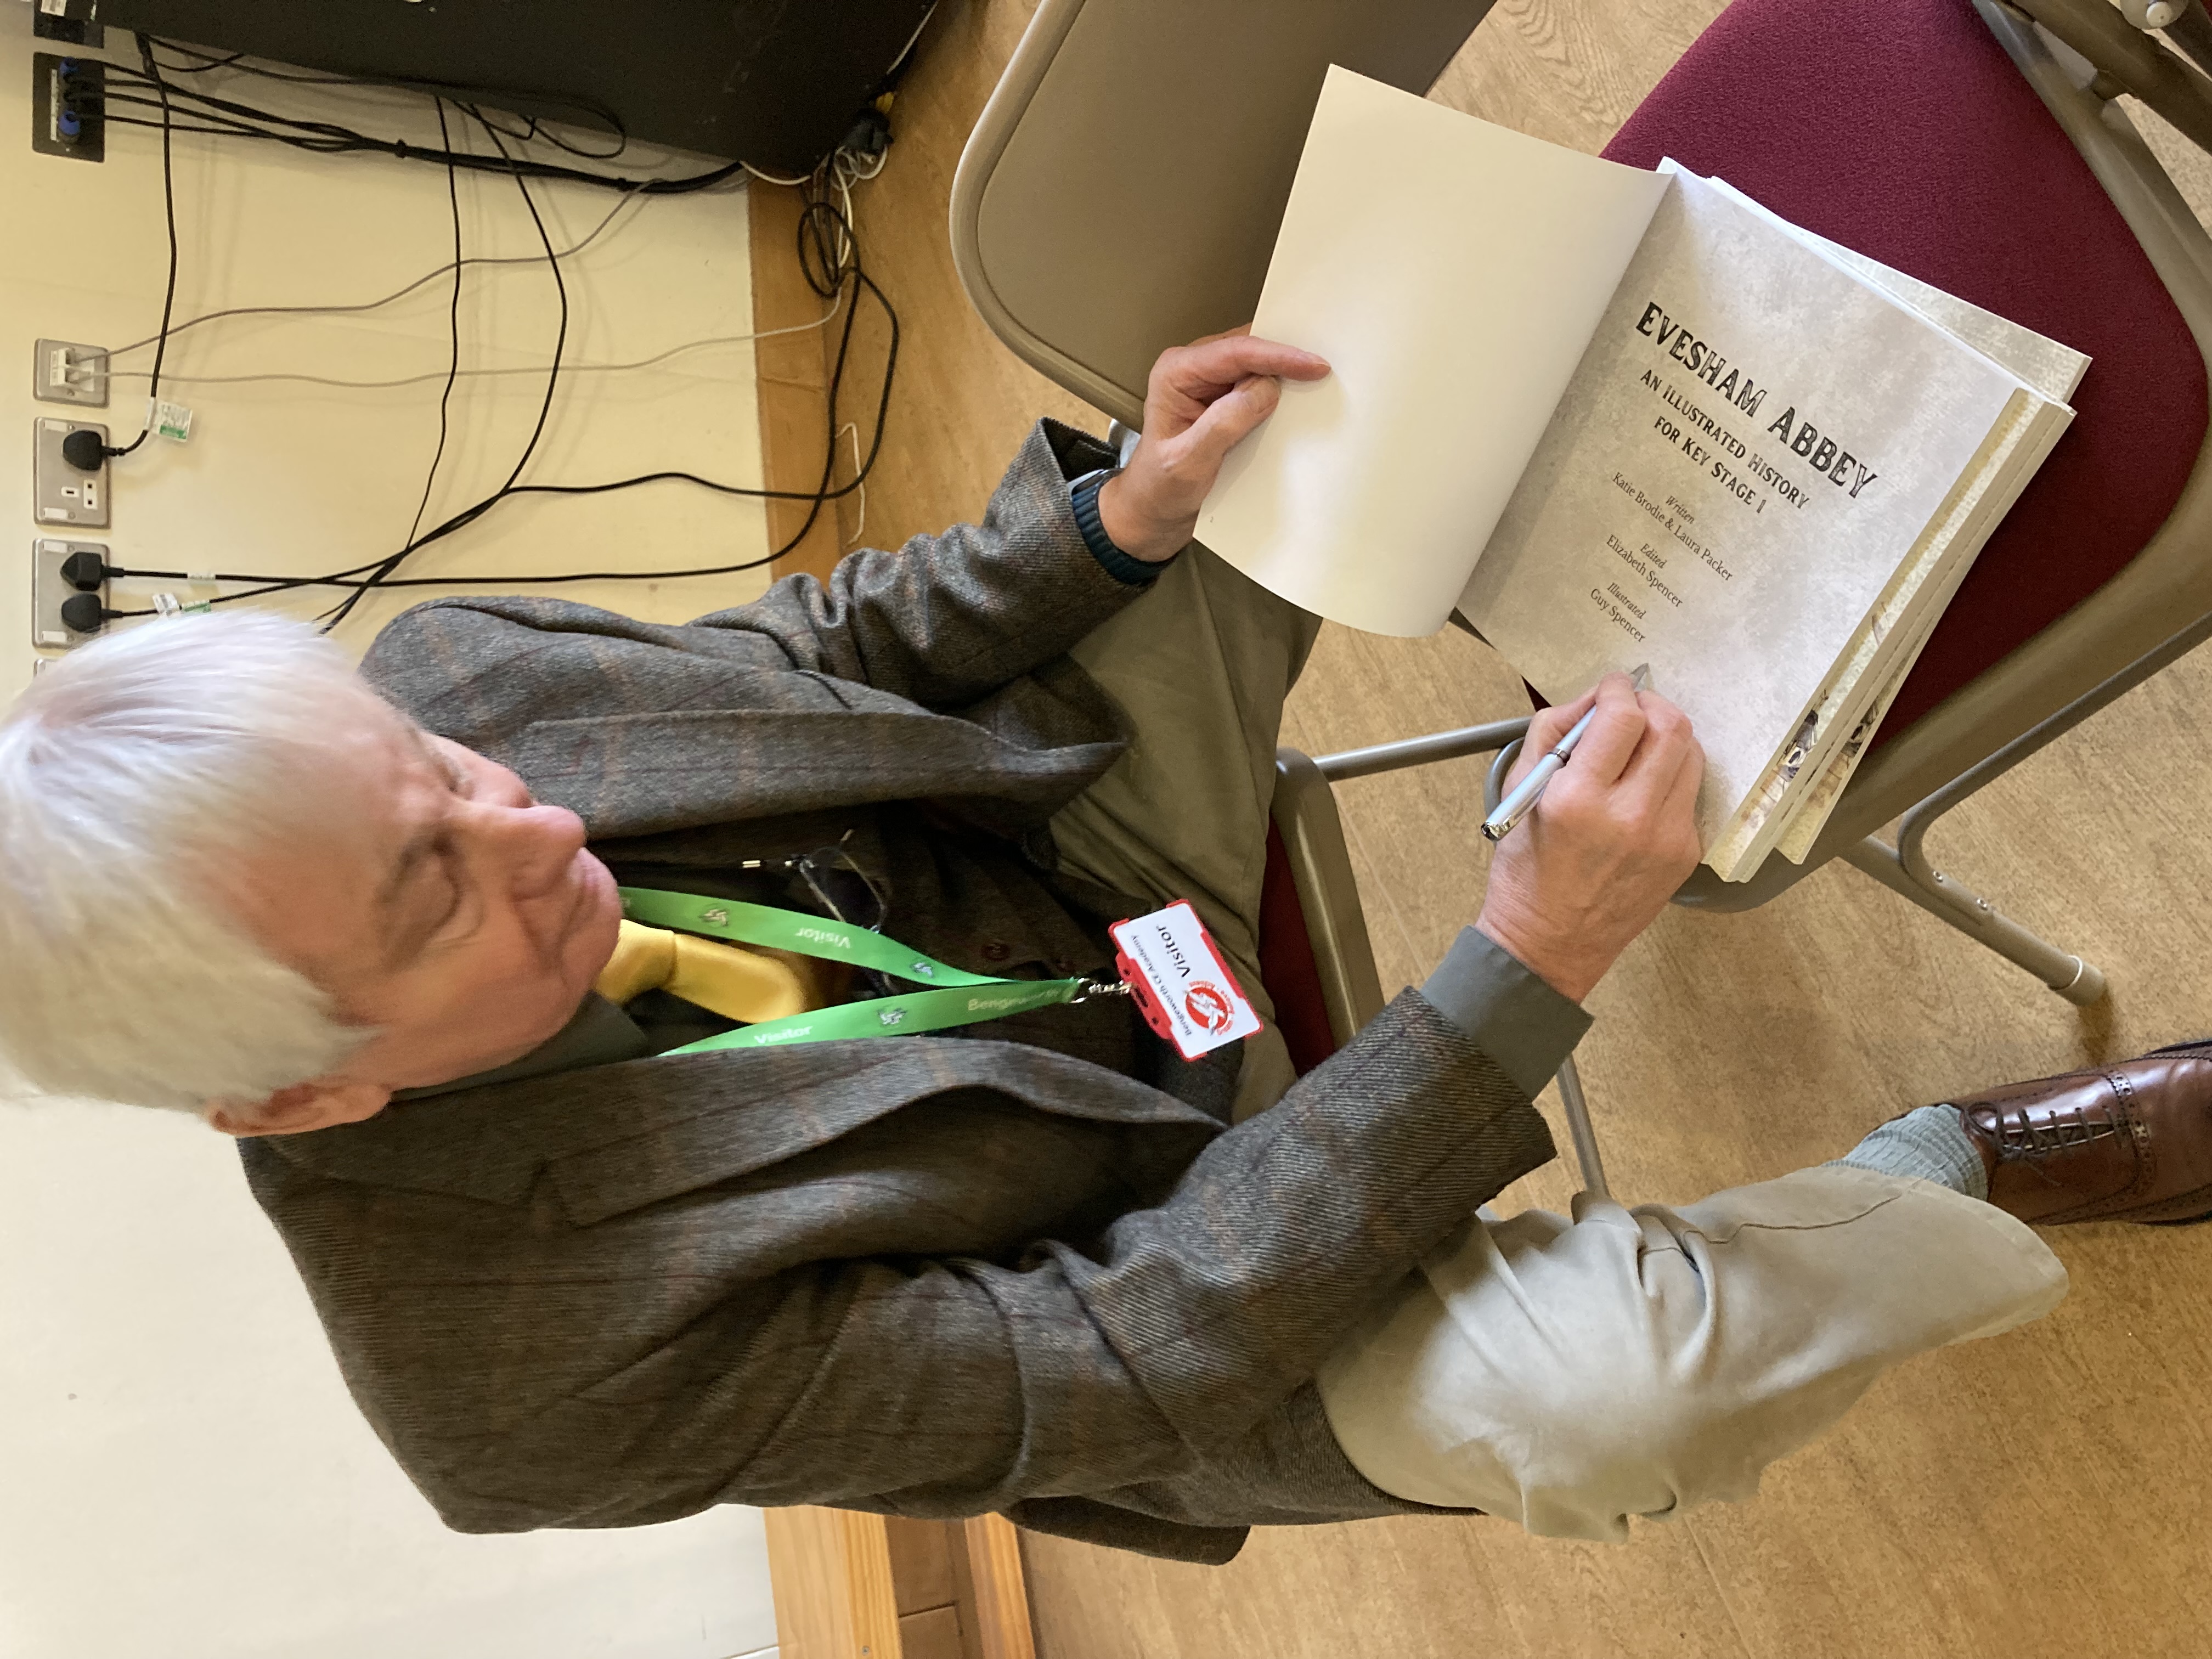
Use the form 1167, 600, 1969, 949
1635, 301, 1881, 501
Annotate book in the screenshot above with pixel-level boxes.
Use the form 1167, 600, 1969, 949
1195, 68, 2086, 881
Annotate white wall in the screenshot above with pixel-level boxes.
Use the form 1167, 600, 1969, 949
1, 10, 781, 695
0, 1103, 780, 1659
2, 12, 786, 1657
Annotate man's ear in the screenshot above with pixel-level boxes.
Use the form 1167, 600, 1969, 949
203, 1078, 392, 1138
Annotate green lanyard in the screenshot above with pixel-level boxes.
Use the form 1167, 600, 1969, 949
617, 888, 1121, 1056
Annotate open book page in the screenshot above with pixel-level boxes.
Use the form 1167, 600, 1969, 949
1702, 177, 2089, 403
1193, 67, 1671, 636
1667, 174, 2083, 876
1458, 170, 2036, 852
1765, 394, 2077, 865
1708, 391, 2063, 877
1775, 656, 1920, 864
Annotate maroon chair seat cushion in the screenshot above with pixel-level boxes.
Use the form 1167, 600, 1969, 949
1604, 0, 2207, 746
1259, 822, 1342, 1076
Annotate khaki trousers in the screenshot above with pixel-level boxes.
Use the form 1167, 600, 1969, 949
1049, 548, 1319, 1121
1316, 1167, 2064, 1539
1047, 548, 2069, 1540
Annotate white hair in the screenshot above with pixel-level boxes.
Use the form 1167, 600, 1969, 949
0, 612, 381, 1112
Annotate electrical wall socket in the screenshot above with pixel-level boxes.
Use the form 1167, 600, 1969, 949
33, 338, 108, 407
33, 416, 108, 527
32, 538, 106, 651
31, 52, 104, 163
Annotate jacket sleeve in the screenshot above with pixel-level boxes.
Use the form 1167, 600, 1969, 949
687, 417, 1150, 707
406, 990, 1558, 1533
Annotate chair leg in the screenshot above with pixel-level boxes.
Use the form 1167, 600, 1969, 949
1841, 837, 2107, 1006
1555, 1053, 1611, 1199
1502, 731, 2106, 1007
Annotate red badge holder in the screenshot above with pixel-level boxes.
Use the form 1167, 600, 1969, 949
1109, 900, 1262, 1060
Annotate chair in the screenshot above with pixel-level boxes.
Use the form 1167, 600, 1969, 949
1267, 732, 1612, 1193
952, 0, 2212, 1179
1607, 0, 2212, 1011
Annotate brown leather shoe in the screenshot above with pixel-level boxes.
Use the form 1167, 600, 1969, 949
1941, 1039, 2212, 1226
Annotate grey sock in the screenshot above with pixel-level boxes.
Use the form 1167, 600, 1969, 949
1832, 1103, 1989, 1200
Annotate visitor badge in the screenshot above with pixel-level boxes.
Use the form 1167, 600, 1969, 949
1109, 901, 1261, 1060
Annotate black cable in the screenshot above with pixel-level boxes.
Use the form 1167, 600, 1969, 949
153, 39, 356, 84
466, 111, 569, 502
105, 35, 182, 462
107, 202, 892, 600
103, 194, 636, 360
104, 256, 900, 609
93, 52, 898, 618
104, 53, 745, 195
155, 46, 250, 74
149, 35, 634, 149
104, 104, 742, 194
107, 228, 893, 611
456, 100, 628, 163
319, 104, 571, 630
357, 95, 465, 631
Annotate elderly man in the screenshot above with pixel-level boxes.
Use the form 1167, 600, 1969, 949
3, 333, 2206, 1560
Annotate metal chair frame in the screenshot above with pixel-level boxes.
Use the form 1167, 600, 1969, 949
1272, 726, 1610, 1193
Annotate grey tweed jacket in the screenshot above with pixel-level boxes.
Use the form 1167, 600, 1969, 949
239, 420, 1559, 1564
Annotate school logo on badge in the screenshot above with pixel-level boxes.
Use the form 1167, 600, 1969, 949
1184, 983, 1235, 1034
1108, 900, 1261, 1061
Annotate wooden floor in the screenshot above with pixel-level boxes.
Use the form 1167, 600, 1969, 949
829, 2, 2212, 1654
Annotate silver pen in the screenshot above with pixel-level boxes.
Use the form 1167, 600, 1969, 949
1481, 663, 1652, 843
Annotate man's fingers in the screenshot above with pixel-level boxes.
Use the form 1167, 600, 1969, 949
1610, 697, 1706, 863
1533, 687, 1597, 740
1655, 733, 1708, 857
1554, 673, 1648, 786
1175, 374, 1285, 472
1159, 333, 1331, 400
1613, 691, 1697, 804
1504, 691, 1594, 791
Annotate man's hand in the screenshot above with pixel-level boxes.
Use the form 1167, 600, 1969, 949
1097, 329, 1330, 563
1476, 673, 1705, 1003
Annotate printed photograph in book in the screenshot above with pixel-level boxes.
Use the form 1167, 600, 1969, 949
1197, 67, 2086, 880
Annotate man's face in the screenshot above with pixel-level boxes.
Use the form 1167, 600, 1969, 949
209, 692, 623, 1133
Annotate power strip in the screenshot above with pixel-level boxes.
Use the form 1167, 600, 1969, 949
31, 52, 104, 164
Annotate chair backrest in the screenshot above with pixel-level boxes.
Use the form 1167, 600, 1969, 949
950, 0, 1498, 428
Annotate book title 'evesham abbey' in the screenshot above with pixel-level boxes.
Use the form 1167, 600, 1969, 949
1637, 300, 1881, 500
